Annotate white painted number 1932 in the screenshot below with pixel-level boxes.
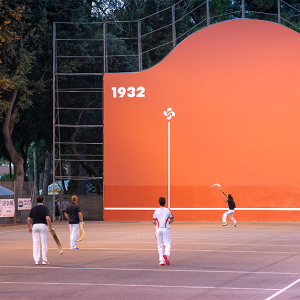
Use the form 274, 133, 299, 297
112, 86, 145, 98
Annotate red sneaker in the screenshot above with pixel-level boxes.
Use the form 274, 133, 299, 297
163, 254, 170, 265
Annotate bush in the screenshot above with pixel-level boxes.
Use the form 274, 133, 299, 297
0, 173, 15, 180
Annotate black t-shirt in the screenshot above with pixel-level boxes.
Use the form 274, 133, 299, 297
66, 202, 81, 224
55, 204, 60, 216
28, 204, 50, 225
228, 197, 236, 210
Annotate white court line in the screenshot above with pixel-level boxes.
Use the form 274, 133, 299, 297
265, 278, 300, 300
1, 265, 300, 276
0, 280, 280, 292
88, 241, 300, 247
0, 229, 27, 234
16, 247, 299, 254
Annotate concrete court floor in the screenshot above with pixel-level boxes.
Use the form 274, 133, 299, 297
0, 221, 300, 300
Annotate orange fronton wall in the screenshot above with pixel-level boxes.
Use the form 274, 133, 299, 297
103, 19, 300, 222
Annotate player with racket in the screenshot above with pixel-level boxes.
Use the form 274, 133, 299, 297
211, 184, 237, 227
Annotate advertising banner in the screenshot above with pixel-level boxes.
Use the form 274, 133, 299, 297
18, 198, 32, 210
0, 199, 15, 217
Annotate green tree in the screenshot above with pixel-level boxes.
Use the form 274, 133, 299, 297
0, 0, 92, 222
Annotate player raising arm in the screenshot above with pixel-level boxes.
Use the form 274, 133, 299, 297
222, 194, 237, 227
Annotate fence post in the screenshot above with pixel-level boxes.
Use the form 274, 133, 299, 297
138, 20, 142, 71
278, 0, 281, 24
52, 22, 56, 222
172, 5, 176, 48
207, 0, 210, 26
103, 22, 107, 73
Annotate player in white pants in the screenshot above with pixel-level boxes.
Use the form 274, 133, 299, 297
27, 195, 53, 265
222, 194, 237, 227
153, 197, 174, 265
64, 195, 83, 250
69, 223, 79, 249
32, 224, 48, 263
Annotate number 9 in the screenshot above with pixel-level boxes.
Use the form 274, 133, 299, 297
118, 87, 126, 98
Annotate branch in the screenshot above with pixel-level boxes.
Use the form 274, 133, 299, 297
29, 78, 52, 94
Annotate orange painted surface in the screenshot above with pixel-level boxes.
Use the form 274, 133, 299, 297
104, 19, 300, 221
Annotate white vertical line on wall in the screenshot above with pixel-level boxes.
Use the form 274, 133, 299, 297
168, 121, 171, 209
163, 108, 175, 209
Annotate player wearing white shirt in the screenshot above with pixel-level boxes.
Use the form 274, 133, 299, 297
153, 197, 174, 265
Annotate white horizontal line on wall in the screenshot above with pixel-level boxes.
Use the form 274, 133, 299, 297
104, 207, 300, 211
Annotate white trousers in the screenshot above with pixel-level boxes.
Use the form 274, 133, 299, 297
32, 223, 48, 262
222, 210, 237, 225
69, 224, 79, 249
156, 228, 171, 263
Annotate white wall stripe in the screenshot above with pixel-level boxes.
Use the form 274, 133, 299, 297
105, 207, 300, 211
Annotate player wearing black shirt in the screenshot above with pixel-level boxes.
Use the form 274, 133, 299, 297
27, 195, 53, 265
64, 195, 83, 250
222, 194, 237, 227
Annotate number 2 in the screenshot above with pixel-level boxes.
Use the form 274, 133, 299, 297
136, 86, 145, 97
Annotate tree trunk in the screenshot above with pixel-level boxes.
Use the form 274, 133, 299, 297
20, 139, 28, 182
9, 159, 12, 178
14, 160, 24, 223
2, 87, 24, 223
32, 142, 39, 196
42, 150, 51, 195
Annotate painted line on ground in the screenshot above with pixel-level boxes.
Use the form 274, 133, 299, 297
17, 247, 299, 254
87, 241, 300, 247
0, 280, 281, 291
1, 265, 300, 276
0, 229, 28, 234
265, 278, 300, 300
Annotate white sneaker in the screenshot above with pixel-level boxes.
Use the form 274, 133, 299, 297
35, 261, 39, 265
159, 261, 165, 265
42, 260, 49, 265
222, 222, 227, 226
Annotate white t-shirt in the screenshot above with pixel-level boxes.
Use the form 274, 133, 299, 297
62, 201, 69, 211
153, 207, 173, 229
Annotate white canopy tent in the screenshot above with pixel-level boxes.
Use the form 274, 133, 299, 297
39, 180, 69, 195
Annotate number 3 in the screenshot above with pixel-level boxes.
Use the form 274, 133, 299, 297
127, 87, 135, 98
